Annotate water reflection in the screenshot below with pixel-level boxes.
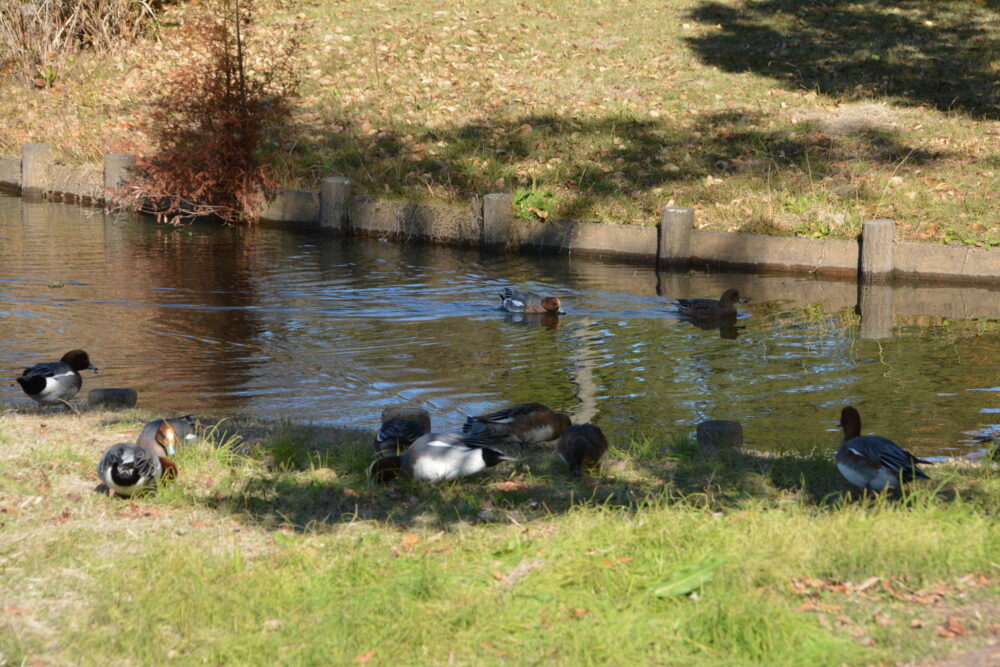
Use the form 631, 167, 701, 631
1, 193, 999, 457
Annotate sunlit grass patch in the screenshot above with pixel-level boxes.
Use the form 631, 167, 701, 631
1, 407, 998, 664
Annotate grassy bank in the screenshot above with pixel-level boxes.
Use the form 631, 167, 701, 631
1, 0, 998, 244
1, 407, 998, 665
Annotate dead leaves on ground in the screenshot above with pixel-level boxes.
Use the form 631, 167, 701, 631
792, 573, 995, 644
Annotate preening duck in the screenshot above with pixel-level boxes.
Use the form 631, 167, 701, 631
368, 432, 515, 483
97, 442, 177, 497
463, 402, 571, 448
557, 424, 609, 476
137, 416, 198, 456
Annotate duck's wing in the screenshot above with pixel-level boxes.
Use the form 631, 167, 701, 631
854, 437, 930, 479
19, 361, 72, 380
469, 402, 548, 424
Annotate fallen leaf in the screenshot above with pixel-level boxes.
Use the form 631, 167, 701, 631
910, 618, 925, 629
945, 617, 968, 636
570, 607, 589, 619
355, 649, 375, 663
491, 571, 505, 581
493, 481, 521, 492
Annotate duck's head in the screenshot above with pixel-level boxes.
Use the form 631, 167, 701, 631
719, 289, 742, 307
838, 406, 862, 439
555, 412, 573, 434
61, 349, 96, 372
541, 296, 562, 313
155, 420, 180, 456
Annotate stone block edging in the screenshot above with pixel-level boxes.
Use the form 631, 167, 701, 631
3, 144, 1000, 286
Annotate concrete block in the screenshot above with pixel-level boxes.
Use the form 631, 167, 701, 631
566, 221, 656, 259
104, 153, 136, 193
895, 241, 1000, 284
860, 219, 895, 282
689, 230, 858, 278
0, 155, 20, 188
658, 206, 694, 267
319, 177, 351, 233
87, 388, 138, 409
858, 283, 893, 339
696, 420, 743, 460
351, 197, 478, 245
260, 190, 320, 226
482, 193, 512, 248
21, 143, 52, 196
48, 164, 103, 202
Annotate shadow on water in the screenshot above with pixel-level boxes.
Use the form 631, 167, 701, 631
686, 0, 1000, 120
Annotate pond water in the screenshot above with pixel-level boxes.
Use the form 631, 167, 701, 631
1, 192, 998, 458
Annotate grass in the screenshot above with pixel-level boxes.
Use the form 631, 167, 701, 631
0, 0, 998, 244
1, 406, 999, 665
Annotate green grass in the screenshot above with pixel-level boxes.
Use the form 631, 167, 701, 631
1, 407, 998, 664
1, 0, 998, 244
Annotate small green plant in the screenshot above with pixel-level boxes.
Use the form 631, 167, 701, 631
513, 183, 555, 221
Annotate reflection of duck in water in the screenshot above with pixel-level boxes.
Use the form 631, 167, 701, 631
685, 315, 743, 339
499, 288, 563, 314
502, 310, 561, 330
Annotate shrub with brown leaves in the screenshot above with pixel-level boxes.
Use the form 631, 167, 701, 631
119, 0, 299, 225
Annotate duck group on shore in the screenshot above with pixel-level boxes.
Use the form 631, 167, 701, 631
11, 287, 937, 496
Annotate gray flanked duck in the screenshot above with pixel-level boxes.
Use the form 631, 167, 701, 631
16, 349, 96, 406
368, 432, 515, 483
499, 288, 563, 314
835, 406, 931, 492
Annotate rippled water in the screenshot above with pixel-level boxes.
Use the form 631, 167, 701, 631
1, 193, 998, 457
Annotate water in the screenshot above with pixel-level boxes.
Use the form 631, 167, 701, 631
1, 193, 998, 458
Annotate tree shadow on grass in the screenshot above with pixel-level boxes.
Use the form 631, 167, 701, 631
686, 0, 1000, 120
191, 417, 956, 532
295, 108, 948, 223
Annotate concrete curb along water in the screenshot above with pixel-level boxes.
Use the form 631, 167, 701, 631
2, 144, 1000, 286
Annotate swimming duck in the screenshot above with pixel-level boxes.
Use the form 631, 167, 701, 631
463, 402, 572, 447
368, 432, 516, 483
97, 441, 177, 497
675, 289, 742, 320
499, 288, 562, 314
835, 406, 931, 492
137, 416, 198, 456
557, 424, 609, 476
15, 349, 96, 406
373, 416, 428, 458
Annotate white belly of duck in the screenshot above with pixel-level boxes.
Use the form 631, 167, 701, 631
407, 444, 486, 482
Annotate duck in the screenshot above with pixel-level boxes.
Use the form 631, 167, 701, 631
835, 406, 931, 492
557, 424, 609, 476
463, 402, 572, 447
675, 289, 742, 320
137, 416, 198, 456
97, 441, 178, 497
15, 349, 96, 406
373, 415, 428, 458
368, 432, 516, 483
499, 288, 563, 314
